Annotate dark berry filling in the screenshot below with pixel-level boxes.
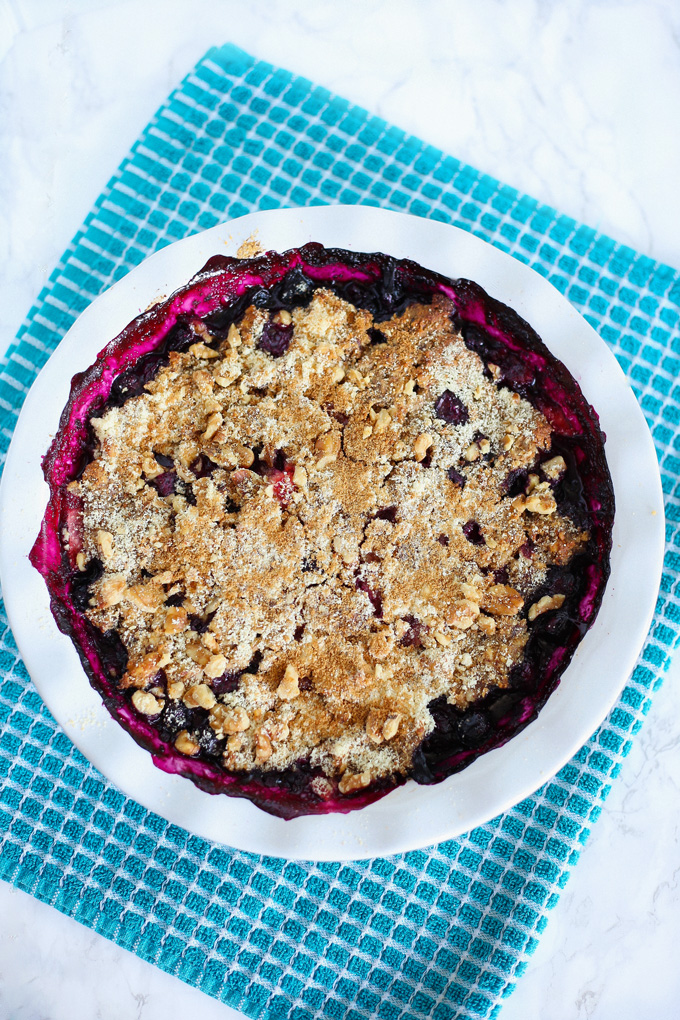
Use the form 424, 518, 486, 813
434, 389, 469, 425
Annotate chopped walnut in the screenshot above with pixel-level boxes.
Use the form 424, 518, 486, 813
542, 455, 567, 481
446, 599, 480, 630
476, 614, 496, 636
131, 690, 163, 716
382, 713, 401, 741
528, 593, 566, 621
277, 664, 300, 701
413, 433, 433, 461
517, 491, 557, 515
255, 730, 273, 762
339, 771, 372, 794
98, 575, 126, 608
365, 710, 384, 744
209, 704, 250, 734
482, 584, 524, 616
96, 529, 115, 561
202, 412, 223, 441
175, 731, 199, 756
183, 683, 217, 710
203, 653, 227, 679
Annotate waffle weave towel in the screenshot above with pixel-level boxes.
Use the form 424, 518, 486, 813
1, 43, 679, 1020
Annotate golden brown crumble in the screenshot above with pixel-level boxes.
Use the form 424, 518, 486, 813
75, 291, 588, 784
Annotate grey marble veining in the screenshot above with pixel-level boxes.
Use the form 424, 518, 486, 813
1, 1, 680, 1017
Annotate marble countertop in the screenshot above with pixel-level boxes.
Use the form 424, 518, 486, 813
1, 0, 680, 1017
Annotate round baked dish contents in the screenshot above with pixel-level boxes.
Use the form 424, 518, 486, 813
31, 243, 615, 819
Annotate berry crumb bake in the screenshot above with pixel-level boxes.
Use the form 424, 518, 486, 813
31, 244, 614, 818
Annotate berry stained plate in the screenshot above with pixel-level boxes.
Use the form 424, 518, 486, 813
0, 206, 664, 861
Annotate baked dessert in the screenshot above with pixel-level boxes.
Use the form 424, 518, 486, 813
31, 243, 614, 818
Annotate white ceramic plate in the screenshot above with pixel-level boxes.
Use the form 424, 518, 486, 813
0, 206, 664, 861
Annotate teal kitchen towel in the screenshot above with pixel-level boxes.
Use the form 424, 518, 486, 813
1, 43, 679, 1020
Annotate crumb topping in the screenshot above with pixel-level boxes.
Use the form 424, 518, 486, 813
73, 290, 588, 785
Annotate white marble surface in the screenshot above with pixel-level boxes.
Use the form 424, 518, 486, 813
1, 0, 680, 1017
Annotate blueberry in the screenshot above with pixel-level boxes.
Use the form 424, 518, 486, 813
258, 319, 293, 357
434, 390, 469, 425
462, 520, 485, 545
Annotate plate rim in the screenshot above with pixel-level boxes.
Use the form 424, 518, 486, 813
0, 205, 665, 861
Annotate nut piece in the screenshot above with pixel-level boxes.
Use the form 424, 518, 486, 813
528, 593, 566, 622
98, 575, 126, 608
482, 584, 524, 616
164, 606, 188, 634
126, 582, 164, 613
277, 664, 300, 701
476, 614, 496, 636
209, 705, 250, 734
339, 771, 372, 794
365, 710, 384, 744
524, 491, 557, 515
275, 309, 292, 325
122, 648, 171, 688
203, 653, 227, 679
96, 529, 115, 561
175, 731, 199, 756
292, 464, 307, 489
368, 631, 394, 661
202, 412, 223, 442
183, 683, 217, 710
434, 630, 452, 647
374, 409, 392, 434
131, 690, 163, 716
446, 599, 481, 630
189, 342, 219, 359
227, 324, 241, 349
463, 442, 480, 462
315, 432, 341, 458
255, 730, 273, 763
542, 455, 567, 481
413, 433, 433, 461
382, 713, 402, 741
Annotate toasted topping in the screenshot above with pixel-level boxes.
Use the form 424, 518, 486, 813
75, 288, 590, 788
